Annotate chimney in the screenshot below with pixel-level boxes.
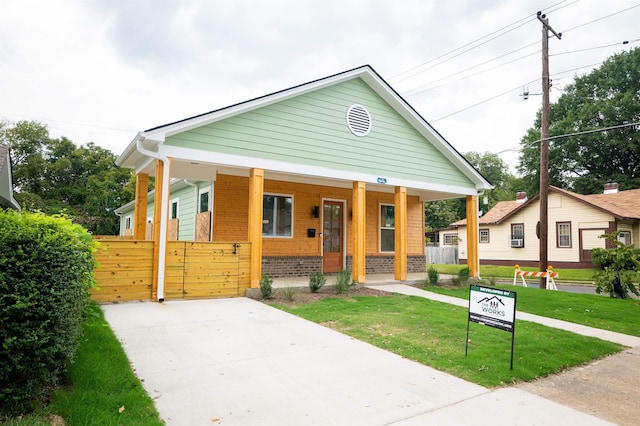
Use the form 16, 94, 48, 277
604, 182, 619, 194
516, 191, 528, 203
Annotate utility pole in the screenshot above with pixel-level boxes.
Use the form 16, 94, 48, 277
537, 11, 561, 289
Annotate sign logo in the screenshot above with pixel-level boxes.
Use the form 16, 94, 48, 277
468, 285, 516, 332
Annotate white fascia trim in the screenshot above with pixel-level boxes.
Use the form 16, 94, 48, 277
158, 145, 479, 197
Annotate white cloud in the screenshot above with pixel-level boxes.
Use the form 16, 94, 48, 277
1, 0, 638, 175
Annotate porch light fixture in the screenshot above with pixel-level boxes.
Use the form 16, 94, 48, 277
312, 206, 320, 218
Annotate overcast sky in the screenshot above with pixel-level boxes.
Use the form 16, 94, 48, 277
1, 0, 638, 173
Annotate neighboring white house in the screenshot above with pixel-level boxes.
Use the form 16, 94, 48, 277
444, 183, 640, 268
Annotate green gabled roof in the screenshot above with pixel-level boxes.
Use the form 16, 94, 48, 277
117, 65, 492, 196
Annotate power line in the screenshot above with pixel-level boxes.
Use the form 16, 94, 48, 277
430, 78, 539, 122
390, 1, 576, 85
494, 122, 640, 154
560, 3, 640, 34
551, 39, 640, 56
404, 49, 539, 97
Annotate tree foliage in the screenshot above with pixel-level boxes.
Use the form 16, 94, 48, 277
424, 151, 520, 230
591, 232, 640, 299
518, 47, 640, 195
0, 120, 135, 234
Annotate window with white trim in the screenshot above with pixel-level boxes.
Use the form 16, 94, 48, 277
443, 233, 458, 245
199, 187, 211, 213
170, 198, 179, 220
380, 204, 395, 252
479, 229, 490, 243
618, 230, 632, 246
557, 222, 571, 248
124, 215, 132, 230
263, 194, 292, 237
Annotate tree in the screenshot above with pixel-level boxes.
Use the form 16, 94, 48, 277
425, 151, 519, 230
591, 232, 640, 299
0, 120, 135, 234
518, 48, 640, 195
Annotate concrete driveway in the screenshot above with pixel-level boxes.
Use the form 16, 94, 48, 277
103, 298, 614, 425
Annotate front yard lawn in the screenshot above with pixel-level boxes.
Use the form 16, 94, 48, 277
423, 284, 640, 337
273, 294, 623, 388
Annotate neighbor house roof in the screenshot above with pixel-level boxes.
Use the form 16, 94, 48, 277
451, 185, 640, 227
0, 145, 21, 211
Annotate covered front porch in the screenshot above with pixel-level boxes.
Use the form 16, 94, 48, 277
108, 66, 491, 302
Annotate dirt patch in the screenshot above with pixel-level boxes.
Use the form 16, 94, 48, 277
250, 284, 392, 306
517, 346, 640, 425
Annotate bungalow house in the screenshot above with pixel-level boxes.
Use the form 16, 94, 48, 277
113, 65, 492, 301
0, 145, 21, 211
446, 183, 640, 268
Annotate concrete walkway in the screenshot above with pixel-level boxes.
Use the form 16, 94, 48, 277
101, 284, 634, 425
370, 284, 640, 347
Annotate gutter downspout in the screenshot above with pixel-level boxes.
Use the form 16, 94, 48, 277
183, 180, 199, 241
137, 136, 170, 302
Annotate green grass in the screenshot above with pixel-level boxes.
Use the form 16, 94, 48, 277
5, 303, 163, 425
274, 295, 622, 388
430, 264, 597, 282
422, 284, 640, 336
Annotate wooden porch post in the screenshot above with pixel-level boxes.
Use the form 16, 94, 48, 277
394, 186, 407, 281
248, 168, 264, 288
133, 173, 148, 240
352, 181, 366, 283
466, 195, 479, 278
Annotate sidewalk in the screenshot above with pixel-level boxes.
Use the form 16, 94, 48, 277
367, 283, 640, 347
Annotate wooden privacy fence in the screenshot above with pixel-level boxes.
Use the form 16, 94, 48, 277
425, 246, 459, 264
92, 240, 251, 302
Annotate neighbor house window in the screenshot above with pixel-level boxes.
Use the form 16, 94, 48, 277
511, 223, 524, 248
124, 215, 132, 230
443, 233, 458, 245
380, 204, 395, 252
557, 222, 572, 248
199, 187, 211, 213
618, 231, 632, 246
479, 229, 490, 243
263, 194, 292, 237
170, 198, 179, 220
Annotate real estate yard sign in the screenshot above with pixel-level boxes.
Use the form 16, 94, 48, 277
466, 285, 517, 369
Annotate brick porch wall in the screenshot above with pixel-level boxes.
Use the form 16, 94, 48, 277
261, 256, 323, 278
346, 255, 426, 275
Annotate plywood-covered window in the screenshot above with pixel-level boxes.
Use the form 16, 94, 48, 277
380, 204, 395, 252
557, 222, 572, 248
263, 194, 292, 237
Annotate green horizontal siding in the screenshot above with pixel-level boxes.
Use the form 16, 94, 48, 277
166, 78, 473, 188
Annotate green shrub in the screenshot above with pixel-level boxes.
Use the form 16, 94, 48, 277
259, 274, 273, 299
427, 265, 439, 285
281, 286, 297, 302
458, 267, 470, 285
591, 232, 640, 298
335, 269, 354, 294
309, 272, 326, 293
0, 211, 97, 416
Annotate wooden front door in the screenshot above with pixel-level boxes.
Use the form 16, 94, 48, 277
323, 201, 344, 273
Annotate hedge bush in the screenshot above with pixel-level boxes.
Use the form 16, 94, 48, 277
0, 210, 97, 416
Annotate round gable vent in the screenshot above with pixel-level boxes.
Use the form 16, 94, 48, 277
346, 104, 372, 137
